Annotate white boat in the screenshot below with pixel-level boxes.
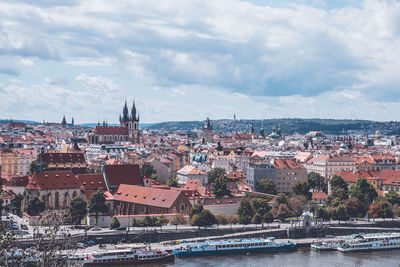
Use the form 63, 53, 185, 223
337, 232, 400, 252
83, 246, 174, 266
173, 237, 297, 257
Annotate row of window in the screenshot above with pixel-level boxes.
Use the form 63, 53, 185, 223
216, 242, 269, 248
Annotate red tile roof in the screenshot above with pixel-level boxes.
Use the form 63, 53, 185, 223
26, 171, 80, 190
43, 152, 86, 164
77, 174, 106, 190
92, 126, 128, 135
104, 164, 142, 189
114, 184, 183, 208
274, 158, 304, 169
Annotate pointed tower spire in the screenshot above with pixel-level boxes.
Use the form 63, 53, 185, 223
123, 100, 129, 122
131, 99, 137, 121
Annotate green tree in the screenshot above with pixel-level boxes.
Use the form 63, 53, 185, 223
65, 196, 87, 226
207, 168, 225, 184
292, 181, 312, 200
331, 204, 349, 223
211, 175, 231, 197
256, 179, 277, 195
189, 202, 204, 219
315, 206, 330, 221
328, 175, 349, 202
307, 172, 326, 192
110, 217, 121, 229
275, 193, 288, 207
392, 204, 400, 217
385, 191, 400, 205
262, 211, 274, 227
89, 190, 108, 226
215, 214, 228, 225
275, 203, 290, 222
7, 194, 23, 216
171, 214, 187, 230
28, 161, 49, 175
140, 163, 156, 178
237, 199, 254, 225
26, 196, 45, 216
157, 215, 169, 229
380, 201, 394, 220
344, 197, 362, 218
143, 216, 157, 226
251, 198, 271, 217
190, 209, 216, 228
288, 195, 308, 218
350, 178, 378, 204
252, 213, 262, 224
167, 178, 179, 187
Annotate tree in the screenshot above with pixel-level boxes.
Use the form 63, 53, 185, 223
226, 215, 238, 228
331, 204, 349, 223
385, 191, 400, 205
6, 194, 23, 217
190, 209, 216, 228
189, 202, 204, 219
28, 161, 49, 175
275, 193, 288, 207
350, 178, 378, 204
392, 204, 400, 217
344, 198, 362, 218
256, 179, 277, 195
26, 196, 45, 216
275, 203, 290, 222
110, 217, 121, 229
215, 214, 228, 225
89, 190, 108, 226
207, 168, 225, 184
171, 215, 187, 230
252, 213, 262, 225
167, 178, 179, 187
380, 201, 394, 220
157, 215, 169, 229
368, 202, 383, 219
143, 216, 157, 227
307, 172, 326, 192
65, 196, 87, 226
211, 175, 231, 198
262, 211, 274, 227
288, 195, 308, 218
292, 181, 312, 200
328, 175, 349, 202
237, 199, 254, 225
140, 163, 156, 178
315, 206, 330, 221
250, 198, 271, 217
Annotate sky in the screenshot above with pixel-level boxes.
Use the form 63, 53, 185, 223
1, 0, 400, 124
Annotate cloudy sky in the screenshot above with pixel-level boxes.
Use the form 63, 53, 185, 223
1, 0, 400, 123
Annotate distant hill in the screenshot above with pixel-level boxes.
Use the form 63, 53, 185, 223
146, 118, 400, 135
80, 123, 155, 129
0, 119, 40, 125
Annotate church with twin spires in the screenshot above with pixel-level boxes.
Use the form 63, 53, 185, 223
89, 100, 140, 144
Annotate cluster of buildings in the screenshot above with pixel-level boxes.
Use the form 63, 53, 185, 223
3, 100, 400, 226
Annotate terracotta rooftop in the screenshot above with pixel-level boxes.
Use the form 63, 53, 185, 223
114, 184, 183, 208
26, 171, 80, 190
104, 164, 142, 189
92, 126, 129, 135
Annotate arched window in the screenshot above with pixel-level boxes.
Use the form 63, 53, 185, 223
55, 192, 60, 210
64, 192, 69, 208
72, 191, 77, 199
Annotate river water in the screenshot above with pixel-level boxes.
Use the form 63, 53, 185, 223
166, 247, 400, 267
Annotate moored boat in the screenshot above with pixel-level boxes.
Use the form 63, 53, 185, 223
337, 232, 400, 252
173, 237, 297, 257
83, 246, 174, 266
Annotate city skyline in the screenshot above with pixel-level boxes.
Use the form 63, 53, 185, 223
1, 0, 400, 123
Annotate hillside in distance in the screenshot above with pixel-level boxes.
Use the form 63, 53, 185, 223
146, 118, 400, 135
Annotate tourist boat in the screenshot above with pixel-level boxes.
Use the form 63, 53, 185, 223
311, 234, 363, 251
173, 237, 297, 257
337, 232, 400, 252
83, 246, 175, 266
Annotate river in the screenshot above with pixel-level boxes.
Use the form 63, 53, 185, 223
166, 247, 400, 266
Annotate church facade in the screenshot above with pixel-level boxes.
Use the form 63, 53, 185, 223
89, 101, 140, 144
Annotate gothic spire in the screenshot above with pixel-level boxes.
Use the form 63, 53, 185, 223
131, 99, 137, 121
123, 100, 129, 122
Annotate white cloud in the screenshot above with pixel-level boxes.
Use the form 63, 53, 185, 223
0, 0, 400, 122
